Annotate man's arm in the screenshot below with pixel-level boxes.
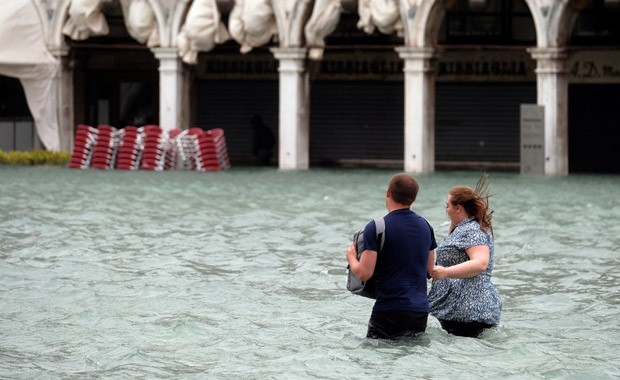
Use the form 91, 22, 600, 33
427, 249, 435, 277
346, 243, 377, 281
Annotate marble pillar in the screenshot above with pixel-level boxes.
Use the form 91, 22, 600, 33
46, 45, 73, 151
152, 47, 186, 131
270, 47, 310, 170
529, 47, 569, 175
396, 47, 437, 173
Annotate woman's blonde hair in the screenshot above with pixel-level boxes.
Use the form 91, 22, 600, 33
449, 173, 494, 235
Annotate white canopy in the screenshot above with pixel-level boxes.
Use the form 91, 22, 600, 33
305, 0, 342, 60
229, 0, 278, 54
120, 0, 160, 47
0, 0, 61, 151
178, 0, 230, 64
62, 0, 109, 40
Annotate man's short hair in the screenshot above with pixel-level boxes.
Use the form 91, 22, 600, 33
389, 173, 419, 205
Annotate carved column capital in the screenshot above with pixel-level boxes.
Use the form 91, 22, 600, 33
528, 47, 568, 74
395, 46, 437, 60
152, 47, 180, 60
395, 47, 439, 73
152, 47, 182, 75
270, 47, 307, 60
270, 47, 308, 73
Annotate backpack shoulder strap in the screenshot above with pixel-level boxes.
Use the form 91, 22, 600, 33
373, 217, 385, 253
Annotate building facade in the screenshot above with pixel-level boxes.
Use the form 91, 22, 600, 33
1, 0, 619, 174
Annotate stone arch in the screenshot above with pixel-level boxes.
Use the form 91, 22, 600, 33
30, 0, 53, 44
397, 0, 415, 46
410, 0, 542, 48
167, 0, 193, 47
522, 0, 547, 47
545, 0, 580, 47
271, 0, 314, 48
50, 0, 188, 50
120, 1, 197, 49
145, 0, 167, 46
47, 0, 170, 51
409, 0, 452, 47
48, 0, 72, 53
270, 0, 290, 46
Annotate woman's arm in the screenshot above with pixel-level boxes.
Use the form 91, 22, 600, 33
430, 245, 489, 280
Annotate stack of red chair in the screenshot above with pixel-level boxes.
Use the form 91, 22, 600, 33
69, 124, 231, 172
179, 128, 205, 170
140, 125, 167, 171
90, 125, 119, 170
68, 124, 98, 169
173, 130, 191, 170
164, 128, 183, 170
195, 128, 231, 171
116, 126, 144, 170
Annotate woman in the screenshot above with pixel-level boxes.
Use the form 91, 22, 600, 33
428, 174, 501, 337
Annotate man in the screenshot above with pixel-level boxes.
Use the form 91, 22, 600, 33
250, 114, 275, 166
346, 173, 437, 339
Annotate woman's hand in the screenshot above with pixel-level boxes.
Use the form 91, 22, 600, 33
431, 266, 449, 280
431, 246, 490, 280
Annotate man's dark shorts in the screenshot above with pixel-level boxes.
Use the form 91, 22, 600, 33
367, 310, 428, 339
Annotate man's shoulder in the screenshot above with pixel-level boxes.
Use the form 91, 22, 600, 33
385, 209, 429, 223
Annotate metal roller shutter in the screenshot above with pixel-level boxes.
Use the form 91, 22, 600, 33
197, 80, 278, 163
435, 83, 536, 163
569, 84, 620, 173
310, 80, 404, 165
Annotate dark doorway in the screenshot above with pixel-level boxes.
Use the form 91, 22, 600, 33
568, 84, 620, 173
72, 46, 159, 130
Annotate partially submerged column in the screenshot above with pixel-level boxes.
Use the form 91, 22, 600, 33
51, 46, 74, 151
396, 47, 437, 173
152, 47, 187, 131
529, 47, 569, 175
270, 47, 310, 170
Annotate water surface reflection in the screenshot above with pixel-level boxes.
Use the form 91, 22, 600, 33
1, 167, 619, 378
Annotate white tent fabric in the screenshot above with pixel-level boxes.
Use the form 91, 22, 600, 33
357, 0, 402, 36
229, 0, 278, 54
0, 0, 61, 151
177, 0, 230, 65
305, 0, 342, 60
121, 0, 160, 47
62, 0, 110, 40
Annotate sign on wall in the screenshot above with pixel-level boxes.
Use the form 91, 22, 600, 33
520, 104, 545, 175
437, 51, 536, 82
568, 51, 620, 84
195, 50, 620, 83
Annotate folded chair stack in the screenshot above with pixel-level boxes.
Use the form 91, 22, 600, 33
68, 125, 231, 172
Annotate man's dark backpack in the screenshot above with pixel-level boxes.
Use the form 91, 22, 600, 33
346, 217, 385, 299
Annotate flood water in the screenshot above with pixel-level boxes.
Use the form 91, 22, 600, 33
1, 166, 619, 379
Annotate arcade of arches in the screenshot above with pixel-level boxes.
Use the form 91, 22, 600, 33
0, 0, 618, 174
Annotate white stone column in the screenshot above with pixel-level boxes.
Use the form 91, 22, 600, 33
51, 46, 74, 152
396, 47, 437, 173
270, 47, 310, 170
152, 47, 186, 131
529, 47, 569, 175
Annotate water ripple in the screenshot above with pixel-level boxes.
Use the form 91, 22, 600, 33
1, 167, 619, 378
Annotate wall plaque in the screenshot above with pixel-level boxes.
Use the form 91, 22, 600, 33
520, 104, 545, 175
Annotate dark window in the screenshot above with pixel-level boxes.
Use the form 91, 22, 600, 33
439, 0, 535, 45
570, 0, 620, 46
324, 12, 404, 47
0, 76, 30, 118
